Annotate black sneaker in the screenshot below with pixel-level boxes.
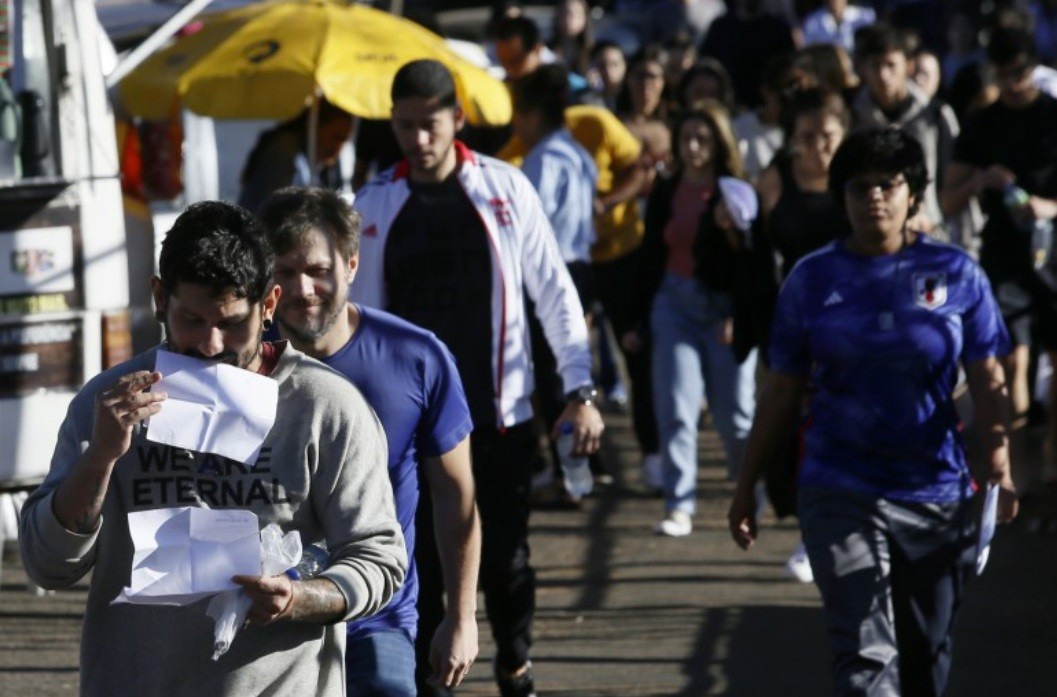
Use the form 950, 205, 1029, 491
495, 661, 537, 697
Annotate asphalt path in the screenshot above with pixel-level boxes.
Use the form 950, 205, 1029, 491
1, 412, 1055, 696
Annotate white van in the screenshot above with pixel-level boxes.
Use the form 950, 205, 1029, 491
0, 0, 155, 489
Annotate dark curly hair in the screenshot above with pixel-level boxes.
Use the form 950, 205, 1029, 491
158, 200, 274, 302
828, 128, 930, 217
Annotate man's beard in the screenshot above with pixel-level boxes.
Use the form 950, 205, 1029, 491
276, 296, 344, 344
160, 321, 261, 369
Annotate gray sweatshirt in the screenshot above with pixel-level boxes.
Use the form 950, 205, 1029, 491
852, 82, 960, 230
19, 343, 406, 697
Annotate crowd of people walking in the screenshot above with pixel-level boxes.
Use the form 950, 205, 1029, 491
19, 0, 1057, 696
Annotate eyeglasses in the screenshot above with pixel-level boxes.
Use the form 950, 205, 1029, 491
844, 176, 907, 199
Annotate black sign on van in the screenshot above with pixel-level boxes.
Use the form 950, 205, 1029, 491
0, 319, 83, 396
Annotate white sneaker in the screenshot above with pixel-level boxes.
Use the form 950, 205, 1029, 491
653, 510, 692, 537
642, 453, 664, 490
785, 541, 814, 583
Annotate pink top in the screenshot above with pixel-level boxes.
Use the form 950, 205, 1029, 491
663, 177, 714, 277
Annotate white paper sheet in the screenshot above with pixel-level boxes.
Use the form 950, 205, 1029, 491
975, 483, 999, 576
146, 350, 278, 465
112, 507, 262, 605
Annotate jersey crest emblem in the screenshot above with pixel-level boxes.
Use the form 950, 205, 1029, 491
913, 272, 947, 309
489, 198, 514, 228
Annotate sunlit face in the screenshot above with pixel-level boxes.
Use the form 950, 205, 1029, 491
913, 53, 941, 99
683, 73, 722, 107
557, 0, 587, 38
151, 280, 277, 370
496, 36, 540, 80
678, 117, 715, 172
317, 114, 353, 165
863, 50, 909, 108
843, 170, 913, 240
595, 46, 626, 89
391, 97, 464, 177
666, 47, 695, 85
791, 111, 845, 174
273, 228, 354, 345
629, 59, 665, 113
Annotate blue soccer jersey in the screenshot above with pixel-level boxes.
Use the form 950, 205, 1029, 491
329, 305, 473, 642
769, 236, 1010, 502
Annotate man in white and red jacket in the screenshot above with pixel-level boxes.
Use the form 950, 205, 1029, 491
352, 59, 604, 697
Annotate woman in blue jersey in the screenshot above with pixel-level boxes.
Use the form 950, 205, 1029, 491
728, 128, 1019, 696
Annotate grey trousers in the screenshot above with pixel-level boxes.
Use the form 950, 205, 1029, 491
799, 487, 976, 697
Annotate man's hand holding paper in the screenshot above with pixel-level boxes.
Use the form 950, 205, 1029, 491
114, 507, 262, 605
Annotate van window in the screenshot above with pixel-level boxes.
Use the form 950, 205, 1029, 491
1, 0, 59, 181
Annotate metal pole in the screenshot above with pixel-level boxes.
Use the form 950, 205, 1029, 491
105, 0, 218, 89
307, 90, 320, 185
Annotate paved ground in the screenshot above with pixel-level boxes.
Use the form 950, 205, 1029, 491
2, 412, 1056, 696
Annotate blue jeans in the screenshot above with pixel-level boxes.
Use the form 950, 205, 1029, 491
345, 629, 417, 697
651, 274, 756, 515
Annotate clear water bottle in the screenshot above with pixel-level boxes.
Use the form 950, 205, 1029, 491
285, 544, 329, 580
557, 421, 593, 498
1003, 183, 1030, 212
1004, 184, 1054, 270
1031, 218, 1054, 271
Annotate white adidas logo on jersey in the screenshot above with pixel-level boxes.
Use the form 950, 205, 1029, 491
823, 291, 844, 307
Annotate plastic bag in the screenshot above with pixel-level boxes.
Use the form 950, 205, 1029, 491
206, 523, 302, 660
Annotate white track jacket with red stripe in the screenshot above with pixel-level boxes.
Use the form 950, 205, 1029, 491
351, 142, 592, 428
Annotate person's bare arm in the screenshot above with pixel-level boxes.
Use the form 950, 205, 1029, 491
422, 436, 481, 688
233, 574, 348, 624
728, 371, 806, 549
966, 356, 1019, 522
940, 161, 1015, 218
52, 371, 166, 533
755, 165, 782, 220
595, 162, 647, 216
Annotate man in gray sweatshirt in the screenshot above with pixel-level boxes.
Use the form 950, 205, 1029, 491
852, 22, 960, 234
19, 200, 406, 697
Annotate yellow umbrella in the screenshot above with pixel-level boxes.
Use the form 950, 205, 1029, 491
118, 0, 511, 125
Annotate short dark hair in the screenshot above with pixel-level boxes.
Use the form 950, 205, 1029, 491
391, 59, 457, 108
677, 58, 735, 111
512, 64, 569, 129
854, 23, 907, 62
158, 201, 274, 303
947, 60, 996, 121
779, 87, 850, 140
986, 26, 1038, 67
258, 187, 361, 262
493, 15, 541, 50
589, 39, 623, 64
828, 128, 929, 217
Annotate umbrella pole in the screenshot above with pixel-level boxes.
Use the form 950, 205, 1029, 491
307, 91, 320, 185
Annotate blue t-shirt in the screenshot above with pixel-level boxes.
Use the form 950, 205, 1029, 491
769, 237, 1010, 502
330, 305, 473, 641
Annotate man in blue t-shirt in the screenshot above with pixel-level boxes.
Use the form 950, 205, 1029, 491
259, 187, 480, 697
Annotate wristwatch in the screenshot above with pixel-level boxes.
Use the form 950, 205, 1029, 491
565, 384, 598, 406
